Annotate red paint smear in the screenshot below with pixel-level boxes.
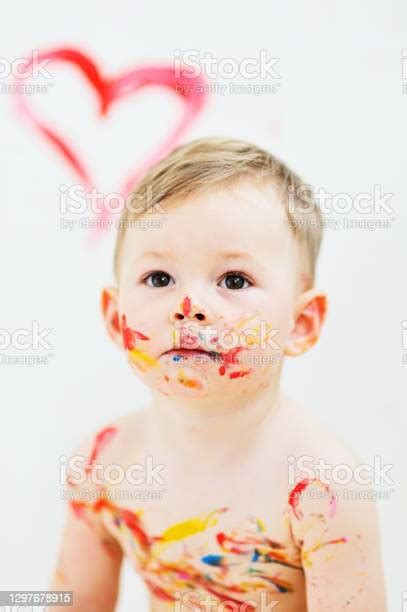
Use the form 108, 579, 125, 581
69, 500, 87, 518
111, 311, 120, 332
93, 498, 112, 513
13, 47, 208, 239
229, 369, 251, 379
223, 346, 243, 365
120, 508, 151, 549
288, 478, 336, 520
181, 296, 191, 317
121, 314, 134, 350
144, 580, 175, 602
288, 479, 311, 520
202, 585, 256, 611
217, 532, 257, 555
86, 426, 117, 473
71, 494, 156, 554
121, 314, 149, 350
326, 537, 348, 546
218, 346, 243, 376
101, 290, 109, 315
133, 329, 149, 341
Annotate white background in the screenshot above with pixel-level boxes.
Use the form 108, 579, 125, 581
1, 1, 406, 610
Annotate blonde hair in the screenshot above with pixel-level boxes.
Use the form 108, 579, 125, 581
114, 136, 323, 286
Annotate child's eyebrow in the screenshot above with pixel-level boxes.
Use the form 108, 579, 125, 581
137, 251, 256, 261
219, 251, 255, 260
136, 250, 177, 261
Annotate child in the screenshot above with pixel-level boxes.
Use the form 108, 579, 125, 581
49, 137, 386, 611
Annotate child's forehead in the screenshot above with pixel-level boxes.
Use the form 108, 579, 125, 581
127, 178, 288, 245
165, 176, 286, 217
121, 181, 293, 268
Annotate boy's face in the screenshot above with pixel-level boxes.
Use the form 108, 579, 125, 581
103, 177, 326, 400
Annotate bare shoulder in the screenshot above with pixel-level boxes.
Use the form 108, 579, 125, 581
278, 394, 361, 467
67, 408, 151, 482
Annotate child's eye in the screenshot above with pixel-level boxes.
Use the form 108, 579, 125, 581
143, 271, 175, 288
218, 272, 252, 290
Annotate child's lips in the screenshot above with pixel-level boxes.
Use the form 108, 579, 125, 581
161, 348, 220, 361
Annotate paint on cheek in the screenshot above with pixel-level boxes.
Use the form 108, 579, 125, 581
129, 348, 159, 370
235, 313, 259, 330
229, 369, 251, 379
122, 314, 135, 350
218, 346, 243, 377
177, 368, 203, 389
121, 314, 150, 351
181, 296, 191, 317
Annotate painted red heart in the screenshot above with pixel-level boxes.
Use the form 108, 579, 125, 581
14, 47, 208, 234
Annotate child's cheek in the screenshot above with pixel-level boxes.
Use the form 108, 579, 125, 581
120, 309, 281, 397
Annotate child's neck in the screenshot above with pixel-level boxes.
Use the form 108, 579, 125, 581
147, 381, 283, 466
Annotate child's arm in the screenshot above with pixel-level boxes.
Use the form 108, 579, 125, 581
289, 477, 387, 611
48, 503, 123, 612
47, 431, 123, 612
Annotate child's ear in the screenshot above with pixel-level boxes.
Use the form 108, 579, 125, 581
285, 289, 327, 357
101, 286, 122, 348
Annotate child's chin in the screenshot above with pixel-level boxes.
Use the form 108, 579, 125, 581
152, 364, 259, 400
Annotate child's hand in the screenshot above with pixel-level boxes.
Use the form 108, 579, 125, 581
47, 432, 123, 612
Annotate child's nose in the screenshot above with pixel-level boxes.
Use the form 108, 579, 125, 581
170, 295, 209, 323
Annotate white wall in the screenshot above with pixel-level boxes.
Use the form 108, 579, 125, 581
1, 1, 406, 610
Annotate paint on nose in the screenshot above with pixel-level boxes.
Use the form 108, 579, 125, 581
182, 296, 192, 317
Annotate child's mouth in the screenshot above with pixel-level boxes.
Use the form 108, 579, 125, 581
162, 348, 220, 362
